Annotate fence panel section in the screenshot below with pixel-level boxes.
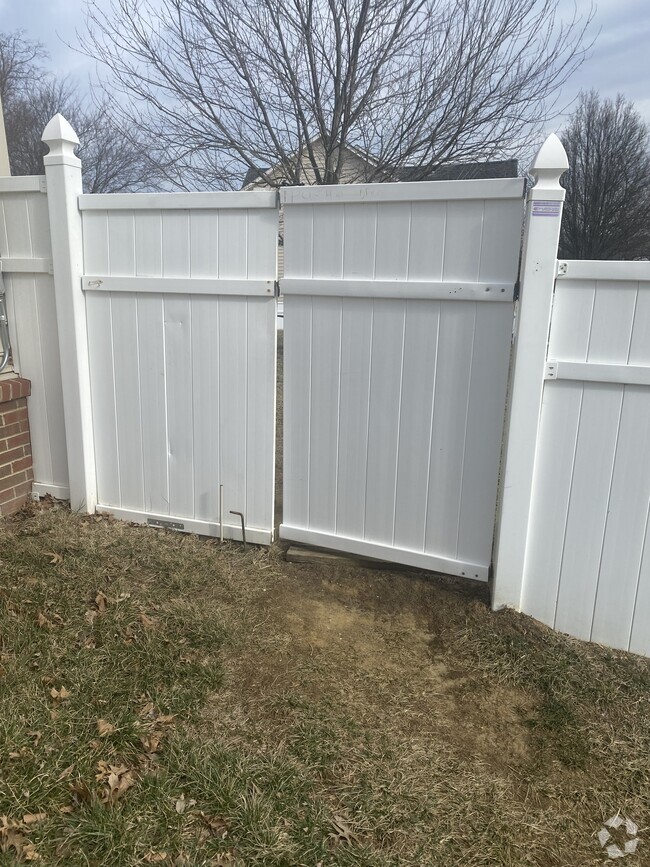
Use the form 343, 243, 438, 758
80, 192, 277, 544
521, 260, 650, 654
280, 179, 525, 578
0, 177, 69, 499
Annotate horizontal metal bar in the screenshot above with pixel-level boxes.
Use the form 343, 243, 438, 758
1, 258, 52, 274
556, 260, 650, 282
0, 176, 46, 193
97, 505, 273, 545
545, 360, 650, 386
279, 524, 488, 580
79, 190, 278, 211
280, 177, 525, 205
280, 277, 514, 301
82, 275, 275, 296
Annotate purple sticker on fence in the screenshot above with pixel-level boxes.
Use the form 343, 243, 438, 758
532, 200, 562, 217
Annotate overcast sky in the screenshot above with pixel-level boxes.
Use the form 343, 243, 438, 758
2, 0, 649, 128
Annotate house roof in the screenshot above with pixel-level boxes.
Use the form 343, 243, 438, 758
241, 154, 519, 189
395, 159, 519, 182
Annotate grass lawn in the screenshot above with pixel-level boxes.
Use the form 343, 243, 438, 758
1, 501, 650, 865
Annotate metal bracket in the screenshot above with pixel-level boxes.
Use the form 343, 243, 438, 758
545, 360, 559, 379
556, 261, 568, 276
147, 518, 185, 531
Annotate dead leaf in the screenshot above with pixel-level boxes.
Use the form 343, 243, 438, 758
137, 612, 157, 629
22, 813, 47, 826
156, 714, 176, 726
23, 841, 42, 861
96, 719, 116, 737
57, 764, 74, 782
143, 853, 168, 863
8, 749, 27, 760
139, 702, 156, 719
140, 734, 162, 755
44, 552, 63, 566
96, 762, 135, 805
84, 609, 98, 626
50, 687, 70, 703
37, 612, 52, 629
329, 816, 359, 846
95, 591, 108, 614
174, 794, 195, 815
199, 813, 229, 839
57, 806, 74, 815
69, 779, 93, 805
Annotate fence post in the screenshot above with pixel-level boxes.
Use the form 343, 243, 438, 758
492, 133, 568, 610
41, 114, 96, 512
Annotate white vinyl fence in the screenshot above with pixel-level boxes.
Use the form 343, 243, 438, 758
5, 114, 650, 658
37, 114, 277, 543
280, 179, 525, 579
496, 260, 650, 655
0, 176, 69, 499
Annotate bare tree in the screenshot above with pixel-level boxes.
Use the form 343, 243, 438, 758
0, 30, 46, 105
81, 0, 592, 190
559, 91, 650, 260
1, 30, 162, 192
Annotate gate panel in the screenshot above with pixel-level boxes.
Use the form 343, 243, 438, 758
280, 179, 524, 578
80, 192, 277, 543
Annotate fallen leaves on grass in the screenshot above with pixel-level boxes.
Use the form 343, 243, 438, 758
0, 816, 43, 861
49, 686, 71, 703
96, 719, 116, 737
143, 852, 169, 863
94, 591, 109, 614
44, 551, 63, 566
96, 761, 135, 805
329, 816, 359, 846
22, 814, 47, 826
138, 611, 158, 630
199, 813, 230, 840
174, 794, 196, 815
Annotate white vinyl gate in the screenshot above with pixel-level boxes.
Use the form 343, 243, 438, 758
78, 192, 278, 543
279, 179, 525, 579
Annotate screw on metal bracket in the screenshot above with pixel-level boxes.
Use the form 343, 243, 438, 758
557, 261, 568, 276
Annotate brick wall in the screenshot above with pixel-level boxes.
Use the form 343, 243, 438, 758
0, 377, 33, 515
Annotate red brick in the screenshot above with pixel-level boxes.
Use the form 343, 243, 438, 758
0, 471, 25, 493
4, 432, 30, 450
0, 378, 30, 403
13, 479, 32, 496
0, 408, 26, 426
0, 487, 17, 504
12, 456, 32, 473
0, 446, 26, 465
0, 463, 13, 479
0, 422, 22, 440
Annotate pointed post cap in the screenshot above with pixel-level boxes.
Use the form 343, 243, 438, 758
529, 133, 569, 192
42, 114, 81, 167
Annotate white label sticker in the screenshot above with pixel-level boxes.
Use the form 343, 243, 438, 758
532, 200, 562, 217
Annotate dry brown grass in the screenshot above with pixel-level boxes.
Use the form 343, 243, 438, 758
1, 499, 650, 865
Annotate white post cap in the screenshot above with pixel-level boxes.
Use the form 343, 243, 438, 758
42, 114, 81, 167
529, 133, 569, 192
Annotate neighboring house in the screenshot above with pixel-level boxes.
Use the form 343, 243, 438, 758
242, 140, 518, 275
